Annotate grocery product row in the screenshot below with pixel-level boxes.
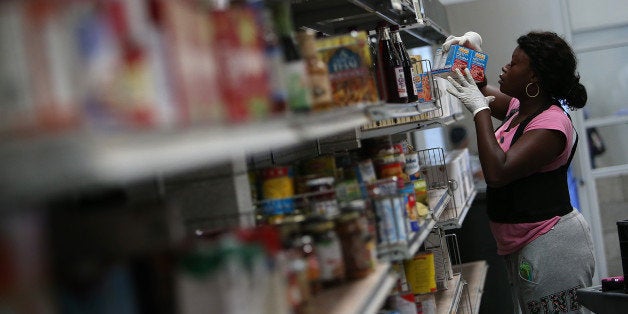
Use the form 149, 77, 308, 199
0, 145, 474, 314
1, 0, 452, 138
0, 0, 474, 202
0, 1, 489, 313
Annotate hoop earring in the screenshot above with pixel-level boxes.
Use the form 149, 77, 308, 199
526, 82, 540, 98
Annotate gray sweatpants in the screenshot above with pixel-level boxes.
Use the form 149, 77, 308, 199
503, 209, 595, 314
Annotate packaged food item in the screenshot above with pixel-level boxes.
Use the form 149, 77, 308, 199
212, 4, 271, 122
376, 160, 404, 180
391, 293, 419, 314
269, 1, 312, 112
413, 73, 433, 103
306, 176, 339, 218
293, 233, 321, 295
334, 179, 363, 207
355, 159, 378, 185
404, 152, 420, 181
373, 197, 399, 245
393, 143, 406, 167
410, 54, 424, 74
413, 177, 428, 206
297, 30, 333, 111
369, 179, 408, 246
391, 262, 410, 293
316, 31, 380, 106
469, 49, 488, 82
409, 55, 434, 104
414, 293, 437, 314
433, 45, 488, 83
155, 0, 224, 126
335, 210, 374, 279
17, 1, 83, 133
403, 252, 437, 294
401, 183, 419, 232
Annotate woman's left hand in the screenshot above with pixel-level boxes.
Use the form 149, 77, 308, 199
447, 68, 495, 117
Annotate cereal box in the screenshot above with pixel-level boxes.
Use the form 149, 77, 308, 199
316, 32, 380, 106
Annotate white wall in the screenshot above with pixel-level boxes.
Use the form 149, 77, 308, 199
567, 0, 628, 32
442, 0, 628, 281
442, 0, 567, 153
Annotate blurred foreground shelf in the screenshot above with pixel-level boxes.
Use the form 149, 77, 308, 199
0, 106, 369, 202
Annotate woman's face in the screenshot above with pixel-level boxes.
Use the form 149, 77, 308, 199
498, 46, 536, 98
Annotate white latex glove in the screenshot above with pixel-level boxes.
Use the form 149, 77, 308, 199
447, 68, 494, 117
442, 31, 483, 51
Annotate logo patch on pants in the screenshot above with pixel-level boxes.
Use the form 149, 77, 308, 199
519, 259, 533, 281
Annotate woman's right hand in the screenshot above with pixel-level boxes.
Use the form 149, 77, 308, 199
442, 31, 483, 51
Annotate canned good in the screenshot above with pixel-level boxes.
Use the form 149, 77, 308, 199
261, 166, 295, 215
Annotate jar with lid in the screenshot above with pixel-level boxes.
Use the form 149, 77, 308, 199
335, 209, 376, 279
302, 217, 345, 287
306, 176, 339, 218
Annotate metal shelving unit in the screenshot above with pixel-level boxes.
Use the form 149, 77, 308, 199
291, 0, 449, 47
459, 260, 489, 314
379, 186, 449, 262
434, 273, 466, 314
439, 189, 477, 230
0, 2, 462, 314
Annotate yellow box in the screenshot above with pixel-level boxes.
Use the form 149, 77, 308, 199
403, 252, 437, 294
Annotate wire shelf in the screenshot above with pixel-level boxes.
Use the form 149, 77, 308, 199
361, 59, 444, 132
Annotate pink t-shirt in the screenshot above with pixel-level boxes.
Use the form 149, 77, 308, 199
490, 98, 575, 255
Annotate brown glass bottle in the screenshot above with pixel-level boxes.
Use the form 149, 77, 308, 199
376, 24, 408, 103
391, 25, 418, 102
